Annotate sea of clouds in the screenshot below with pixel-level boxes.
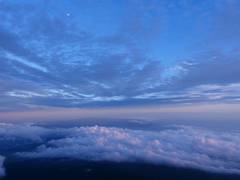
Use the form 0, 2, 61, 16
0, 123, 240, 176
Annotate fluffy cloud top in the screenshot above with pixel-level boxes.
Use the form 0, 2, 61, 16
0, 123, 240, 174
0, 155, 5, 177
8, 124, 240, 174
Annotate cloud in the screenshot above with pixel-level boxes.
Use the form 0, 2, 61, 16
0, 123, 240, 174
134, 83, 240, 103
0, 155, 5, 177
1, 123, 236, 174
0, 123, 65, 142
180, 52, 240, 87
4, 51, 48, 73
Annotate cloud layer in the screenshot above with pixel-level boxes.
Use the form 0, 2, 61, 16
0, 123, 237, 174
0, 155, 5, 177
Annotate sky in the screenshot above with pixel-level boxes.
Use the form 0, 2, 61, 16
0, 0, 240, 120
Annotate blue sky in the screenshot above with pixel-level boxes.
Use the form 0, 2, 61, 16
0, 0, 240, 112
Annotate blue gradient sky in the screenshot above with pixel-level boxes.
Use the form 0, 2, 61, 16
0, 0, 240, 115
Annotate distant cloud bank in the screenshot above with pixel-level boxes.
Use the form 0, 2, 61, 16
1, 123, 239, 174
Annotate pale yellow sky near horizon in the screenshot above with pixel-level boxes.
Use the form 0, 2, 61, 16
0, 103, 240, 123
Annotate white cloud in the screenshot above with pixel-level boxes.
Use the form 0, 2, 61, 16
4, 51, 48, 73
133, 83, 240, 102
162, 63, 188, 81
5, 88, 126, 103
12, 124, 240, 174
0, 155, 5, 177
187, 83, 240, 100
133, 92, 185, 100
0, 123, 64, 142
6, 90, 49, 98
91, 96, 125, 102
1, 123, 240, 175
